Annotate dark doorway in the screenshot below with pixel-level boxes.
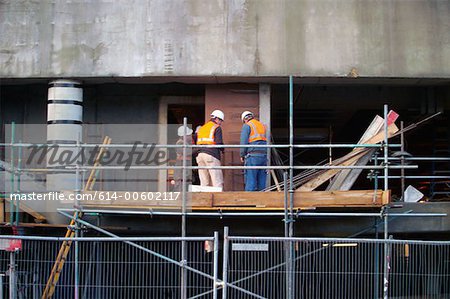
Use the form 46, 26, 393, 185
167, 103, 205, 143
167, 104, 205, 187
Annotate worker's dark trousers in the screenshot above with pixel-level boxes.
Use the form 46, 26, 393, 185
244, 154, 267, 191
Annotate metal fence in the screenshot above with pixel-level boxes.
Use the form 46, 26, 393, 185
2, 234, 450, 299
0, 235, 218, 299
224, 235, 450, 299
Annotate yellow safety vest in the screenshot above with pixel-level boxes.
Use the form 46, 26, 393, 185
197, 121, 219, 145
247, 119, 267, 142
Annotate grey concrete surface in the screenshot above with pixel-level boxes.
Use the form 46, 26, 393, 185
0, 0, 449, 79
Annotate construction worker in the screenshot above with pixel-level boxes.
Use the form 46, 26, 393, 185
240, 111, 267, 191
196, 110, 225, 189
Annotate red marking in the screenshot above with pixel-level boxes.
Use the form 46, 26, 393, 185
387, 110, 399, 125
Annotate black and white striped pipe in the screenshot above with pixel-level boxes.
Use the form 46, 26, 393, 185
46, 80, 83, 191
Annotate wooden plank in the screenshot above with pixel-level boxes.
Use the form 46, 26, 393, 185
298, 150, 369, 191
298, 123, 399, 191
62, 191, 213, 208
337, 111, 399, 190
327, 115, 384, 191
75, 190, 389, 209
358, 115, 386, 144
382, 190, 391, 205
4, 199, 46, 222
0, 222, 128, 230
270, 170, 281, 192
0, 198, 4, 222
327, 111, 399, 191
337, 150, 376, 190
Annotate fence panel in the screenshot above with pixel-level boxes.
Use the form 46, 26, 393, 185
226, 237, 450, 299
0, 236, 216, 299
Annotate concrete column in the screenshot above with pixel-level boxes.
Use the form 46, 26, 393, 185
46, 79, 83, 191
259, 83, 271, 187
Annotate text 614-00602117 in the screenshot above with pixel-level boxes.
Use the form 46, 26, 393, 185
123, 192, 180, 201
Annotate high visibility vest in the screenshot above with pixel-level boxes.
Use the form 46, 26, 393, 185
197, 121, 219, 145
247, 119, 267, 143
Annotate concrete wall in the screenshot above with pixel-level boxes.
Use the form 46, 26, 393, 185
0, 0, 449, 79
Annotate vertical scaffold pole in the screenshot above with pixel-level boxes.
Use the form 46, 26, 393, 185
222, 227, 229, 299
283, 172, 288, 237
9, 250, 16, 299
213, 231, 219, 299
288, 76, 294, 237
15, 139, 22, 226
74, 213, 79, 299
383, 104, 389, 299
383, 104, 389, 192
181, 117, 188, 299
9, 122, 15, 225
288, 76, 295, 299
400, 121, 405, 199
283, 171, 290, 297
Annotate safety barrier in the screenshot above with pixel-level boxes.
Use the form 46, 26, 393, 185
0, 235, 218, 299
1, 233, 450, 298
224, 235, 450, 299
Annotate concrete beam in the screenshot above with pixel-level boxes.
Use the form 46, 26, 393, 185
0, 0, 449, 79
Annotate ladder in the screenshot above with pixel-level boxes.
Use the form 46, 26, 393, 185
41, 136, 111, 299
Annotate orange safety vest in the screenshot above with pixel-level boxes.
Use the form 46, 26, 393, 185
247, 119, 267, 143
197, 121, 219, 145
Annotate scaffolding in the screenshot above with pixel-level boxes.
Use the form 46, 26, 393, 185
1, 76, 449, 299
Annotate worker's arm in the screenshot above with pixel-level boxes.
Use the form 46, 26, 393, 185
191, 135, 198, 157
214, 126, 224, 153
240, 124, 250, 162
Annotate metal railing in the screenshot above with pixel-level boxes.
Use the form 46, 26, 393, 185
224, 234, 450, 299
0, 235, 218, 299
1, 232, 450, 299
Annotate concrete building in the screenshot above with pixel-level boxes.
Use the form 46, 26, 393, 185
1, 0, 449, 237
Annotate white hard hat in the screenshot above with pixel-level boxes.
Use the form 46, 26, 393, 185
210, 110, 225, 121
177, 125, 193, 137
241, 111, 253, 122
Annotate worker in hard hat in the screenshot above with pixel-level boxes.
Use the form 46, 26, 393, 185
240, 111, 267, 191
172, 125, 194, 191
196, 110, 225, 189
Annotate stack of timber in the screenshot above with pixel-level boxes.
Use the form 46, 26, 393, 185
298, 111, 399, 192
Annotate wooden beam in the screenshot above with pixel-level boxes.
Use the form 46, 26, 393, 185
75, 190, 389, 209
298, 123, 399, 191
298, 150, 369, 192
4, 199, 46, 222
327, 115, 384, 191
0, 198, 4, 223
0, 222, 128, 230
327, 111, 399, 191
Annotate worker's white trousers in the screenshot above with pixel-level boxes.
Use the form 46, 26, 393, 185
196, 152, 224, 188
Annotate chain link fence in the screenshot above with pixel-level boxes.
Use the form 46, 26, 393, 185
0, 235, 217, 299
1, 234, 450, 298
224, 236, 450, 299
